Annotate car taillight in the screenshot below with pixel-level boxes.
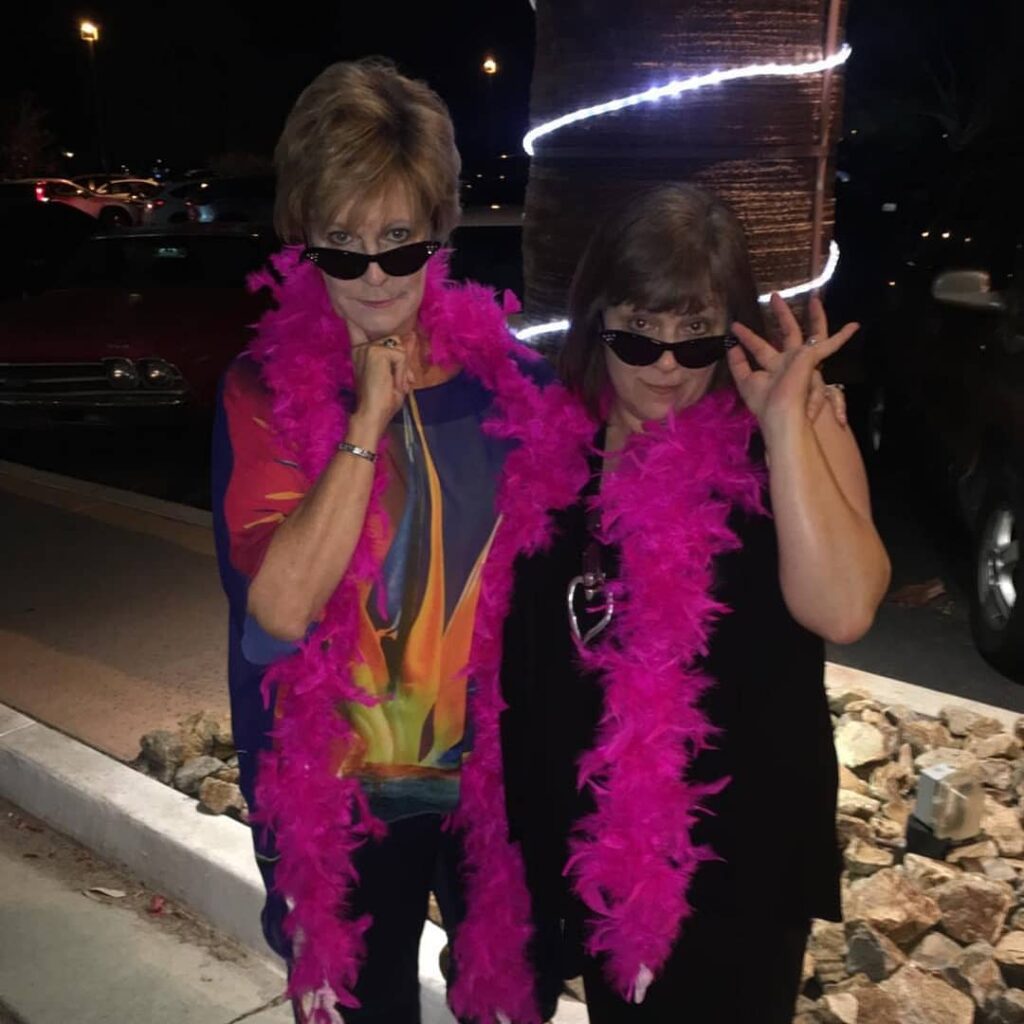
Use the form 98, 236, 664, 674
152, 199, 166, 207
35, 183, 48, 202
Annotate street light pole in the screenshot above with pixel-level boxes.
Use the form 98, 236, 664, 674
80, 20, 108, 173
482, 55, 499, 158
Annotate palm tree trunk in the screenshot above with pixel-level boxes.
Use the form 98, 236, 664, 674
522, 0, 849, 323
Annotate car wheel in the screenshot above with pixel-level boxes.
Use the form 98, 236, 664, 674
100, 207, 132, 228
970, 485, 1024, 678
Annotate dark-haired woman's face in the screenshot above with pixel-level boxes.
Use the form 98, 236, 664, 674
603, 301, 727, 429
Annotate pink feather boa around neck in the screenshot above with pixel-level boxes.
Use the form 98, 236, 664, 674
244, 246, 764, 1021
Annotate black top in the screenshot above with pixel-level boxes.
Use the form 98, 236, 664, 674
499, 435, 843, 929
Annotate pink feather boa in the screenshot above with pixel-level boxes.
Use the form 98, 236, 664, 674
470, 382, 764, 1002
244, 245, 763, 1019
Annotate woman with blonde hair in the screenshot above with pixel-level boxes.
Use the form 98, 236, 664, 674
212, 59, 561, 1023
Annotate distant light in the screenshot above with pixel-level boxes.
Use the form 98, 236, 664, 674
80, 20, 99, 43
476, 174, 483, 179
836, 170, 851, 183
200, 181, 209, 189
941, 232, 951, 240
850, 128, 859, 136
964, 237, 973, 243
62, 150, 75, 159
499, 175, 506, 180
500, 154, 509, 159
921, 231, 930, 239
888, 281, 896, 287
483, 56, 499, 76
490, 204, 501, 210
881, 202, 897, 213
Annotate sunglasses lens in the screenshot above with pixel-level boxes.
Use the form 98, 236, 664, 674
303, 248, 367, 280
670, 335, 728, 368
602, 331, 661, 366
303, 242, 438, 280
377, 242, 436, 277
602, 330, 733, 368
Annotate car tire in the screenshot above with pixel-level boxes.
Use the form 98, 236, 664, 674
970, 484, 1024, 679
99, 207, 132, 228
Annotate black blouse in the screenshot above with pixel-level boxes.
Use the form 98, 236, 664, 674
499, 437, 843, 928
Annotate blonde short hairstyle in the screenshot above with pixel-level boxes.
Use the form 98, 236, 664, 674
274, 58, 462, 244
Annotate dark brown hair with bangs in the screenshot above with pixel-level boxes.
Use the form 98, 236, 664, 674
559, 183, 766, 418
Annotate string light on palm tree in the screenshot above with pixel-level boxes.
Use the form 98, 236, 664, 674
515, 29, 852, 341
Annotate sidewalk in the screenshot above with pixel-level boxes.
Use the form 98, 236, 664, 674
0, 459, 1019, 1023
0, 795, 291, 1024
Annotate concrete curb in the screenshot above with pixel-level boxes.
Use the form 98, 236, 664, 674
0, 702, 272, 962
0, 460, 212, 528
824, 662, 1021, 730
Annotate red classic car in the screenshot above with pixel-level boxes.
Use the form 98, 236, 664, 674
0, 225, 274, 427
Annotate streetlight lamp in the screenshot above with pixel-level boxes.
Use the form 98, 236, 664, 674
80, 19, 108, 172
481, 56, 499, 158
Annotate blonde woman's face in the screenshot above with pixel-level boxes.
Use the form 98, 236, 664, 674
310, 186, 430, 342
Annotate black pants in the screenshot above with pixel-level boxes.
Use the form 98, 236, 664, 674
579, 913, 810, 1024
290, 814, 464, 1024
289, 813, 561, 1024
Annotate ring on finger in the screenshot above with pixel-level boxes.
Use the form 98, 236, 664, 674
379, 337, 400, 350
805, 336, 819, 347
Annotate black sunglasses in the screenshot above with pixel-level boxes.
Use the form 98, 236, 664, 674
302, 241, 441, 280
600, 328, 738, 369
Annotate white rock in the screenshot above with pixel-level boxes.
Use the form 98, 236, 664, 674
879, 964, 975, 1023
933, 876, 1014, 945
915, 747, 982, 774
836, 720, 891, 769
838, 790, 883, 820
845, 838, 895, 877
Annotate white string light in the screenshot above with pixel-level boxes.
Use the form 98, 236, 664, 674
516, 44, 850, 342
522, 46, 852, 156
512, 241, 842, 342
514, 319, 570, 343
768, 239, 840, 301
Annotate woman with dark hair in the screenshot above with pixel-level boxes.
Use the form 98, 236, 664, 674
495, 183, 891, 1022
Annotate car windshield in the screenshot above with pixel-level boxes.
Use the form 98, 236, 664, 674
56, 235, 266, 289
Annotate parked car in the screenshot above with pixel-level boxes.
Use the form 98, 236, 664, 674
0, 225, 274, 427
140, 179, 211, 226
187, 176, 275, 225
31, 176, 149, 227
879, 222, 1024, 675
72, 172, 124, 192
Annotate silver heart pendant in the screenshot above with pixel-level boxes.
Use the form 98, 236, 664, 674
567, 576, 615, 646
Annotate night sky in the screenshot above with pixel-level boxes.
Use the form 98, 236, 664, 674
4, 2, 537, 174
4, 0, 1022, 208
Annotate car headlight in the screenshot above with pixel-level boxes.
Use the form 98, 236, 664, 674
138, 358, 183, 388
106, 358, 139, 388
